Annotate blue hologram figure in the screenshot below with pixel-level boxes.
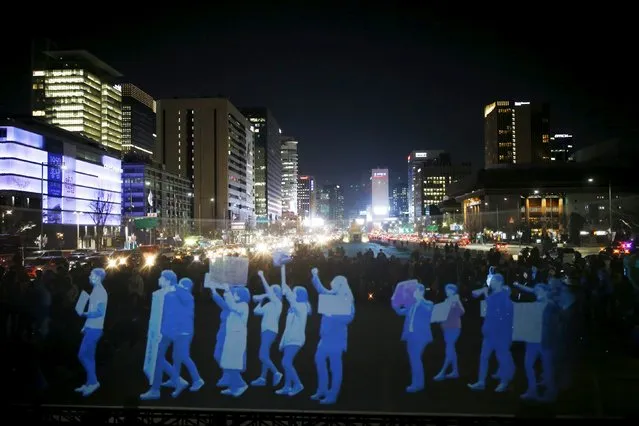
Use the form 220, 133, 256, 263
393, 283, 434, 393
75, 268, 108, 397
276, 283, 311, 397
216, 283, 250, 397
512, 282, 559, 401
251, 270, 284, 387
310, 267, 355, 404
140, 270, 186, 400
434, 283, 464, 381
169, 278, 205, 398
468, 273, 516, 392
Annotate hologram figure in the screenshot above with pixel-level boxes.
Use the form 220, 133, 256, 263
251, 269, 284, 387
310, 267, 355, 404
393, 282, 434, 392
277, 282, 311, 396
206, 274, 239, 388
468, 273, 515, 392
169, 278, 205, 397
218, 283, 251, 397
140, 270, 187, 400
434, 283, 464, 381
75, 268, 108, 397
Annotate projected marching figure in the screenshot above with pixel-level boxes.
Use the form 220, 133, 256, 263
251, 270, 283, 387
277, 281, 311, 396
393, 282, 434, 393
141, 270, 187, 400
310, 267, 355, 404
209, 279, 235, 388
169, 278, 205, 397
468, 273, 515, 392
513, 282, 558, 401
74, 268, 108, 397
434, 284, 464, 381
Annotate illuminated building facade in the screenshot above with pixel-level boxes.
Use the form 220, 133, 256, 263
0, 117, 122, 249
297, 175, 315, 219
121, 84, 156, 158
280, 137, 298, 215
408, 150, 470, 222
319, 184, 344, 223
240, 108, 282, 224
549, 133, 575, 162
156, 98, 255, 232
391, 182, 409, 219
32, 50, 123, 151
484, 100, 550, 168
371, 168, 390, 220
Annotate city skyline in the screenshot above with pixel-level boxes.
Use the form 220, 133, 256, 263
2, 7, 635, 186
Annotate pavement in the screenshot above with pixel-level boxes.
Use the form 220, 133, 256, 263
8, 293, 624, 417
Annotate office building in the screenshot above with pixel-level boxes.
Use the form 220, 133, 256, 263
391, 182, 409, 219
484, 101, 550, 168
549, 133, 575, 162
297, 175, 315, 220
32, 50, 123, 151
121, 84, 156, 158
156, 98, 254, 232
371, 168, 390, 220
122, 163, 192, 239
318, 184, 344, 223
0, 117, 122, 249
240, 108, 282, 224
281, 137, 298, 215
407, 150, 471, 222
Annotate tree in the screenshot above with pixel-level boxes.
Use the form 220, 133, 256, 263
88, 191, 114, 251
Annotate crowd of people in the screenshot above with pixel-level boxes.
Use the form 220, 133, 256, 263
0, 240, 637, 410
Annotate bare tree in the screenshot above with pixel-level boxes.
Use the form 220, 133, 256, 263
88, 191, 114, 251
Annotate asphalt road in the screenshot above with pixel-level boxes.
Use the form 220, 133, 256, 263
10, 294, 605, 417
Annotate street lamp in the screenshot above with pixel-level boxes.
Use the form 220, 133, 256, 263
40, 161, 66, 249
587, 177, 613, 243
73, 211, 81, 249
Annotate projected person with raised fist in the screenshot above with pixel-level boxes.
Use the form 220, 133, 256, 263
434, 283, 464, 381
169, 278, 205, 397
141, 270, 186, 400
468, 273, 515, 393
216, 283, 251, 397
209, 280, 233, 388
251, 270, 283, 387
74, 268, 108, 397
277, 282, 311, 396
393, 282, 434, 393
310, 267, 355, 404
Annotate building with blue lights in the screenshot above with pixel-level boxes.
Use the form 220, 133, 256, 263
0, 117, 122, 249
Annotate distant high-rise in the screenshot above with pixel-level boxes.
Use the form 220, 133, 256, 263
240, 108, 282, 224
280, 137, 298, 214
391, 182, 409, 219
319, 184, 344, 223
297, 175, 315, 219
549, 133, 575, 162
371, 168, 390, 220
156, 98, 254, 231
484, 101, 550, 168
32, 49, 123, 151
121, 83, 156, 158
407, 150, 471, 222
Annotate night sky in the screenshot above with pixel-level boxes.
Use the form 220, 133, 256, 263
3, 5, 636, 186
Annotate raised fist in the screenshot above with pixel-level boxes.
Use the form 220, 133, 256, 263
257, 270, 265, 278
311, 267, 319, 276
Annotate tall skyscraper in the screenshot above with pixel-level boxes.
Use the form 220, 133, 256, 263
549, 133, 575, 162
32, 49, 123, 151
121, 83, 156, 159
280, 137, 298, 215
484, 101, 550, 168
297, 175, 315, 219
391, 182, 408, 219
407, 151, 471, 222
156, 98, 254, 231
318, 184, 344, 223
240, 108, 282, 224
371, 168, 390, 220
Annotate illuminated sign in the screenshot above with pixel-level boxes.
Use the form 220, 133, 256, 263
514, 101, 530, 106
415, 152, 428, 158
373, 172, 387, 177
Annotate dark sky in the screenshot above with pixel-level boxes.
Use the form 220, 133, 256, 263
3, 5, 636, 186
